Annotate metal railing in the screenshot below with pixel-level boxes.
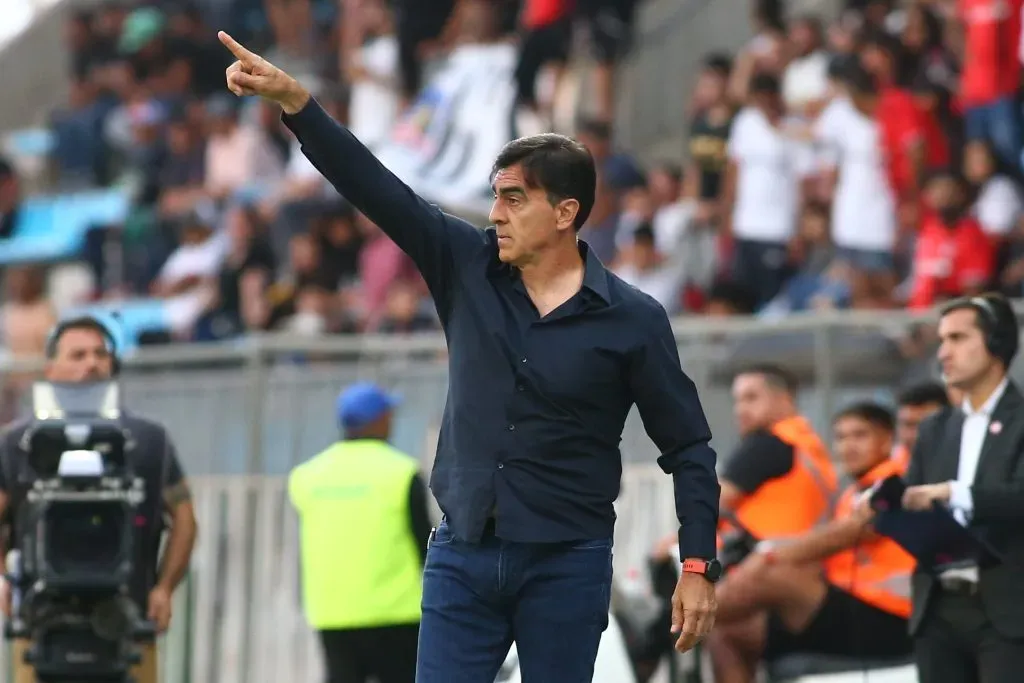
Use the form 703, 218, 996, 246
1, 307, 1016, 683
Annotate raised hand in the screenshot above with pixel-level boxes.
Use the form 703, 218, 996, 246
218, 31, 310, 114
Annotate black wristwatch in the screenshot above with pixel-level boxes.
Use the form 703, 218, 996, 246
682, 557, 724, 583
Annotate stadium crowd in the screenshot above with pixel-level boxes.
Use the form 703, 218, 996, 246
1, 0, 1023, 353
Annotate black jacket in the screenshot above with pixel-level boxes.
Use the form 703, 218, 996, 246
905, 381, 1024, 637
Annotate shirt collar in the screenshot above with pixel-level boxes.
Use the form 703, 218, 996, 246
488, 234, 611, 306
578, 239, 611, 304
962, 377, 1009, 417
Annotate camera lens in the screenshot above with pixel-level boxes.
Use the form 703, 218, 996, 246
45, 502, 126, 576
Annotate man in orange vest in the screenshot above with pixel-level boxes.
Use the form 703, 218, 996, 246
719, 364, 838, 544
892, 381, 951, 471
706, 402, 914, 683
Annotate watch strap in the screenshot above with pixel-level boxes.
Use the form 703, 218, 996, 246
681, 558, 709, 574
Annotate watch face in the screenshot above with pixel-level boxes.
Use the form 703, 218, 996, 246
706, 559, 724, 582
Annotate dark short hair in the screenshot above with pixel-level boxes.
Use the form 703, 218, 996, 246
846, 62, 878, 96
46, 316, 116, 359
750, 72, 780, 96
862, 29, 901, 58
702, 53, 733, 77
897, 381, 950, 409
576, 118, 612, 141
492, 134, 597, 231
939, 292, 1020, 367
833, 401, 895, 432
734, 363, 798, 395
633, 223, 655, 244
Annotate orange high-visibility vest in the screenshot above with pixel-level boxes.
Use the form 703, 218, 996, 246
724, 416, 839, 541
824, 458, 915, 618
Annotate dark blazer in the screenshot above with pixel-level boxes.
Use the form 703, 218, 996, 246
905, 381, 1024, 637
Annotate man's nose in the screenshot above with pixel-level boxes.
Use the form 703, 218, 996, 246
488, 201, 504, 225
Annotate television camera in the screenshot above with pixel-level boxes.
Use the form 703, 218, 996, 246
3, 382, 155, 683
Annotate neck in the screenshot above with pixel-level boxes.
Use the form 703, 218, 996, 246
518, 239, 585, 293
966, 369, 1006, 411
855, 455, 890, 485
772, 406, 798, 425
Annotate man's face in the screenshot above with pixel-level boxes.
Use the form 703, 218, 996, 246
896, 402, 944, 452
45, 328, 114, 383
925, 176, 962, 215
833, 415, 891, 478
789, 22, 817, 55
731, 373, 779, 435
488, 164, 576, 266
937, 309, 996, 390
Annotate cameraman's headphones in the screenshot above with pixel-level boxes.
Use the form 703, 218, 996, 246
942, 294, 1020, 369
44, 314, 121, 377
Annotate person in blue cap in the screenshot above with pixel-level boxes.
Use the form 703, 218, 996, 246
287, 381, 432, 683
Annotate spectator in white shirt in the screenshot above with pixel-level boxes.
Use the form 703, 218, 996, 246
152, 209, 227, 338
612, 223, 686, 315
963, 139, 1023, 241
345, 0, 399, 152
815, 65, 899, 287
723, 73, 802, 307
782, 15, 831, 119
203, 95, 284, 201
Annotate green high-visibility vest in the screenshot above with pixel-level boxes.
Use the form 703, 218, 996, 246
288, 439, 423, 629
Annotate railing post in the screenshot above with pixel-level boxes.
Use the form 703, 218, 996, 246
813, 321, 836, 435
245, 341, 268, 475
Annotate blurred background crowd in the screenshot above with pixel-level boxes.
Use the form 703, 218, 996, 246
0, 0, 1023, 357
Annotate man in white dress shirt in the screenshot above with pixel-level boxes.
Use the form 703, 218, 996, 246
901, 292, 1024, 683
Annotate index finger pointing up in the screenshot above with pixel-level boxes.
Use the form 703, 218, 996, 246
218, 31, 256, 65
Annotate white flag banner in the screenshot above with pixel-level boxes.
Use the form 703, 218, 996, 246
376, 42, 519, 220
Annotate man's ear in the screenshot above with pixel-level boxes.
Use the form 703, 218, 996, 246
556, 198, 580, 232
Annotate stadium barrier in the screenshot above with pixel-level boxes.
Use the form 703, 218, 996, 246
0, 306, 1018, 682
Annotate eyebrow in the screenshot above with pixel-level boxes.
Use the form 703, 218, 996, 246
492, 185, 527, 197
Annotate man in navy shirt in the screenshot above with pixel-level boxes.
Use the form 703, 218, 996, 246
219, 31, 722, 683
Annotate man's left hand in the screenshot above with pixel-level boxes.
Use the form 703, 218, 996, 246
671, 569, 717, 652
902, 483, 951, 511
147, 585, 173, 633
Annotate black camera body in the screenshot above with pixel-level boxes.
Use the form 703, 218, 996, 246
4, 383, 155, 683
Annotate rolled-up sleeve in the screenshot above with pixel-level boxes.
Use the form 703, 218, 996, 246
630, 305, 720, 560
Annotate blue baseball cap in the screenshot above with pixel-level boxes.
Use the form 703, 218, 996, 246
336, 382, 400, 429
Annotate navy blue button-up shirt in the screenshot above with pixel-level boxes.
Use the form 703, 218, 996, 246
283, 101, 721, 559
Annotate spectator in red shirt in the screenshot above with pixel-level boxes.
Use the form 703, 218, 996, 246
958, 0, 1024, 170
860, 32, 928, 199
909, 170, 996, 309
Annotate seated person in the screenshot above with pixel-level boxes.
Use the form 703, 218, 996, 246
719, 365, 838, 550
707, 402, 914, 683
892, 380, 950, 470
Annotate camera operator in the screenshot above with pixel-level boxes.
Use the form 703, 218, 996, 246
0, 316, 198, 683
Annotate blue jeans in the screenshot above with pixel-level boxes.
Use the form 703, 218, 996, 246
964, 96, 1023, 171
834, 247, 896, 274
416, 521, 613, 683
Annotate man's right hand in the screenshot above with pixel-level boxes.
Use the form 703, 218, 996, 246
218, 31, 310, 115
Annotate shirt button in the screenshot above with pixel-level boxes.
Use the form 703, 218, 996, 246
516, 384, 525, 391
497, 463, 504, 469
520, 358, 527, 364
508, 424, 515, 431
